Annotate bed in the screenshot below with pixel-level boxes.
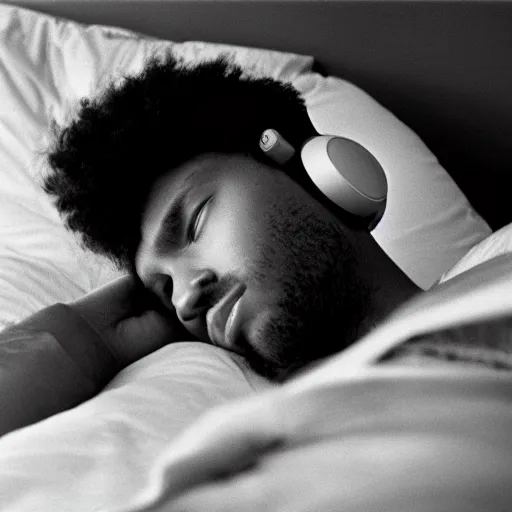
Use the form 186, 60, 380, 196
0, 1, 511, 510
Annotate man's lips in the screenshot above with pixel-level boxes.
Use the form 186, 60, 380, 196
206, 283, 246, 348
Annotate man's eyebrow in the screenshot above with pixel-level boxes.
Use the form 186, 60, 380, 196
153, 190, 187, 254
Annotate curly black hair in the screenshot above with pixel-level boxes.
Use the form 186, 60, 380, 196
42, 51, 318, 272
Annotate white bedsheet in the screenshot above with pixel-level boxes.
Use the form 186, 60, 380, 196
439, 221, 512, 283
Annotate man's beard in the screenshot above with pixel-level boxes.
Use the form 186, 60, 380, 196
244, 197, 374, 381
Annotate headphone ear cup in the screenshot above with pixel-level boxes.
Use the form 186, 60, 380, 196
301, 136, 387, 217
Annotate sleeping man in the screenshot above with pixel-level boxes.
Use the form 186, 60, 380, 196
0, 53, 510, 451
41, 52, 420, 379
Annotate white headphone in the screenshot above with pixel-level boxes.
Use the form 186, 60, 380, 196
259, 128, 387, 218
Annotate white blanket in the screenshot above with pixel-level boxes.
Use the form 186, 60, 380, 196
0, 224, 510, 511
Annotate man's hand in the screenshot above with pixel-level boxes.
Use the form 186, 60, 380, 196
71, 274, 193, 369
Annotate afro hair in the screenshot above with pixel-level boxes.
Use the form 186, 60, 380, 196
42, 52, 317, 271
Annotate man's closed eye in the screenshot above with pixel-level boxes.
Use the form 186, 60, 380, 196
189, 197, 212, 242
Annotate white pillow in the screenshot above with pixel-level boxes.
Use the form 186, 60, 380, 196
0, 342, 274, 511
293, 73, 491, 289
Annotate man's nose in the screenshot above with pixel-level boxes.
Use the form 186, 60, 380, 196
172, 269, 217, 323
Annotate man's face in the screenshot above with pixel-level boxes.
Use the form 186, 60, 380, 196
136, 153, 371, 379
